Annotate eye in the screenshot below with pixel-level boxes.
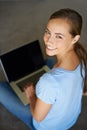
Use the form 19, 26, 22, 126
55, 35, 63, 39
44, 29, 50, 35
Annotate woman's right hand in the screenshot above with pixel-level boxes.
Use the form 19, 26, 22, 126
24, 82, 35, 99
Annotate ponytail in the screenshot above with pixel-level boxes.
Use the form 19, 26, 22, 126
74, 42, 87, 93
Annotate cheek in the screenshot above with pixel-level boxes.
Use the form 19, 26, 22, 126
43, 33, 50, 43
43, 35, 45, 41
56, 41, 64, 49
56, 41, 70, 53
43, 35, 47, 43
56, 41, 72, 52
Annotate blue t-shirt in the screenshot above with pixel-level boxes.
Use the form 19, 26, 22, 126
33, 64, 85, 130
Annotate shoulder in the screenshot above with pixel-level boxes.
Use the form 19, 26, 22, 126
36, 72, 58, 91
37, 68, 74, 86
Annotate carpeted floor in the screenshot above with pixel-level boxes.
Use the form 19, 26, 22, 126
0, 96, 87, 130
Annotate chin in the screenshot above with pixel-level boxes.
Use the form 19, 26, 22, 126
46, 48, 56, 56
46, 51, 54, 56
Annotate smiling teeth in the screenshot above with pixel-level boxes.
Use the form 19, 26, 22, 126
47, 46, 57, 50
47, 47, 53, 49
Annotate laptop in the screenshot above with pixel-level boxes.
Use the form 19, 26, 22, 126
0, 40, 50, 105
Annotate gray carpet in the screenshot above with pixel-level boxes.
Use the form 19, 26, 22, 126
0, 96, 87, 130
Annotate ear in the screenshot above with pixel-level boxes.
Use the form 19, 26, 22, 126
72, 35, 80, 44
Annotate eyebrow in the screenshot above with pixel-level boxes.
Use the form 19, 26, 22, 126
55, 33, 64, 37
45, 28, 50, 32
46, 28, 64, 37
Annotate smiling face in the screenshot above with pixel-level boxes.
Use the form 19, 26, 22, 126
43, 18, 79, 57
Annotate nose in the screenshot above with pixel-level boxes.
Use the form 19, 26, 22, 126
46, 35, 54, 44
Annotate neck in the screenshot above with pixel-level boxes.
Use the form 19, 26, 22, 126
54, 50, 80, 70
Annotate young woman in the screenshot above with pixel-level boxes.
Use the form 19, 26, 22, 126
0, 8, 87, 130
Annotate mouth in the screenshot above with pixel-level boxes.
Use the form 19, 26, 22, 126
46, 46, 57, 51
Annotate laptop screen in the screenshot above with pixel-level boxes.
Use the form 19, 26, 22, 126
0, 40, 45, 82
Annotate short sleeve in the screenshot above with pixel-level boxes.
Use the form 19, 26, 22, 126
36, 73, 57, 104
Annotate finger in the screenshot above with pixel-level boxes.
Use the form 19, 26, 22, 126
23, 82, 33, 90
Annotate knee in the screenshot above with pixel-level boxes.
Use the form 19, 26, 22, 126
0, 82, 11, 98
0, 82, 9, 90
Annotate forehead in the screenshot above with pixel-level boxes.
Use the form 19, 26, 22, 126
47, 18, 71, 35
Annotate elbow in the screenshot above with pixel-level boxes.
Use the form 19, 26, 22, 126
32, 113, 45, 122
34, 117, 42, 122
33, 115, 44, 122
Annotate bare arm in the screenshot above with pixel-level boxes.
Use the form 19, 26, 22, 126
24, 84, 52, 122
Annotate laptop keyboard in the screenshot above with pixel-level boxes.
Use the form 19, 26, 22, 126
17, 70, 46, 92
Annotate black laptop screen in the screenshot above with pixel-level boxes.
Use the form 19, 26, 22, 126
0, 40, 45, 82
